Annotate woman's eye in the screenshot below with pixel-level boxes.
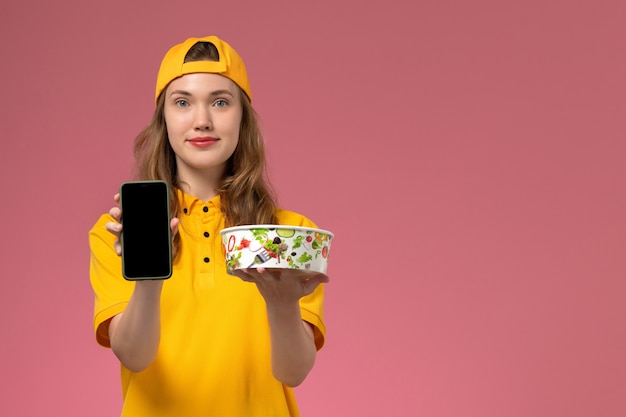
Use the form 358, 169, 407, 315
175, 99, 189, 108
214, 99, 228, 107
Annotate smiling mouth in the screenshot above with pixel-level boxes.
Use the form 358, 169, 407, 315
188, 137, 219, 147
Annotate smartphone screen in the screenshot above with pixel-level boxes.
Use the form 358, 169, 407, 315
120, 181, 172, 280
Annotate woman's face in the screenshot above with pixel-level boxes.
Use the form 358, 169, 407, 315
163, 72, 243, 180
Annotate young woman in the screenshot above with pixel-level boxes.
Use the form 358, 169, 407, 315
89, 35, 327, 417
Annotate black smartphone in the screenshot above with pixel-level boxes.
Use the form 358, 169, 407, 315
119, 181, 172, 280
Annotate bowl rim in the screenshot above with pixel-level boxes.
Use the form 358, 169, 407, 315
219, 224, 334, 238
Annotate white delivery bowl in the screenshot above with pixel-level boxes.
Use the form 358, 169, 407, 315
220, 225, 334, 277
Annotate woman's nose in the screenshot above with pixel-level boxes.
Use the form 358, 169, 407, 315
194, 107, 212, 131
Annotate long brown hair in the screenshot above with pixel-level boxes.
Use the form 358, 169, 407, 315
132, 42, 278, 257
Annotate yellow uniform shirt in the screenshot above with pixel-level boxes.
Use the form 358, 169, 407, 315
89, 191, 325, 417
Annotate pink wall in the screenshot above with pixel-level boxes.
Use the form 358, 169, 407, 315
1, 0, 625, 415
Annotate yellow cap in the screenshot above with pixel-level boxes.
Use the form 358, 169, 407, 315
155, 35, 252, 104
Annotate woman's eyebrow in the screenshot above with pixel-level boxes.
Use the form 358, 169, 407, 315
169, 90, 192, 97
208, 89, 235, 97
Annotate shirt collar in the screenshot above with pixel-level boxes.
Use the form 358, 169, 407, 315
177, 189, 221, 215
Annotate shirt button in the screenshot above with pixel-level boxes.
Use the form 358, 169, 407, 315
203, 206, 208, 213
183, 208, 188, 214
203, 232, 210, 238
203, 257, 210, 263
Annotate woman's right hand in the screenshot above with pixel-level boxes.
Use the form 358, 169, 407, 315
105, 193, 180, 256
105, 193, 124, 256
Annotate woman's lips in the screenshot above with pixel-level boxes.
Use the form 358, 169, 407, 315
188, 136, 218, 148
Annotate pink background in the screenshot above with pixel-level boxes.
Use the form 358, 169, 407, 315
1, 0, 625, 415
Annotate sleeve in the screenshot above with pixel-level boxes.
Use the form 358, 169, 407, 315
275, 209, 327, 351
88, 214, 134, 347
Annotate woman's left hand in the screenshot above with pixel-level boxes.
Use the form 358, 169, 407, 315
232, 268, 329, 306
